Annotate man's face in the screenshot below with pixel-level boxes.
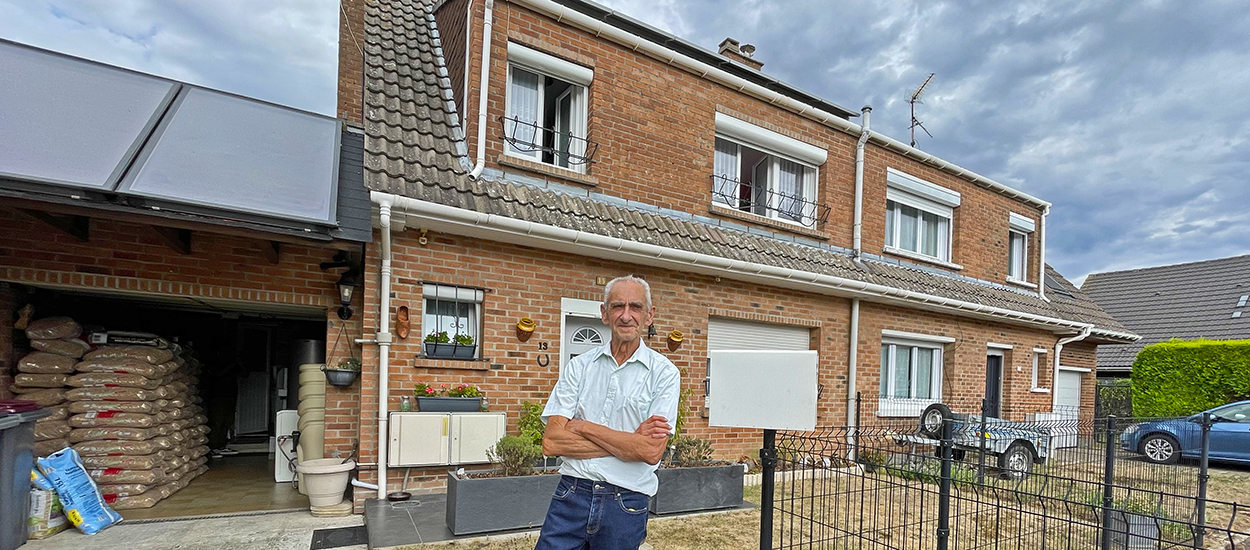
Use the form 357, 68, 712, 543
601, 281, 655, 345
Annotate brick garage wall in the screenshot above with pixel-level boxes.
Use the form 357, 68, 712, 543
855, 302, 1061, 422
434, 0, 471, 121
0, 209, 362, 460
431, 1, 1045, 284
338, 0, 367, 124
0, 283, 14, 399
351, 228, 855, 505
1060, 341, 1099, 422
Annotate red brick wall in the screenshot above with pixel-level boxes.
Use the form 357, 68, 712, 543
0, 209, 362, 459
435, 2, 1046, 283
338, 0, 366, 124
434, 0, 471, 121
0, 283, 14, 400
854, 302, 1059, 421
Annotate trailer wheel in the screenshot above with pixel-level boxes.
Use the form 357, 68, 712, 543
997, 442, 1034, 479
918, 403, 953, 438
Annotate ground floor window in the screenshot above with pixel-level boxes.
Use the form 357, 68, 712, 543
422, 284, 484, 358
879, 337, 944, 416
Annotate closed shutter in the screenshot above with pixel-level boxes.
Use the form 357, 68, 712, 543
1055, 370, 1083, 418
707, 317, 810, 351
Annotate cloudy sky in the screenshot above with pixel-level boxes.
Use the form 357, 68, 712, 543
3, 0, 1247, 284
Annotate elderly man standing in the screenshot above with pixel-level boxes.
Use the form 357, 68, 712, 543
535, 275, 681, 550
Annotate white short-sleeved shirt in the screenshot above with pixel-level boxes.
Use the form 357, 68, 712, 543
541, 341, 681, 496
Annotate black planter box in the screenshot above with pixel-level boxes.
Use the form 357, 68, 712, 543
424, 342, 477, 359
446, 471, 562, 535
649, 464, 744, 515
416, 397, 482, 412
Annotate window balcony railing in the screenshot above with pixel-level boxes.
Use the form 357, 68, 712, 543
499, 116, 599, 166
710, 174, 830, 229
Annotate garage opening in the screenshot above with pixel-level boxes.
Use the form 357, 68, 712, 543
9, 283, 328, 520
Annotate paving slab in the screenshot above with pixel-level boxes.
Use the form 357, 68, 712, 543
21, 509, 364, 550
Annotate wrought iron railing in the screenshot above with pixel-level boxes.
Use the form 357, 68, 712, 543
710, 174, 830, 229
499, 115, 598, 166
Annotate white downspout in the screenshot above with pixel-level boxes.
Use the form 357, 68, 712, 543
468, 0, 495, 178
846, 298, 860, 455
1038, 205, 1050, 301
1051, 326, 1090, 412
375, 198, 395, 499
852, 106, 871, 258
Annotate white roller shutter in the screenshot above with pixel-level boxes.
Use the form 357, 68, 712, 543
1055, 370, 1083, 418
707, 317, 810, 351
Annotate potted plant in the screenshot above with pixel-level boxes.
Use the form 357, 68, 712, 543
446, 434, 561, 535
423, 331, 477, 359
322, 357, 360, 387
415, 382, 484, 412
649, 387, 744, 515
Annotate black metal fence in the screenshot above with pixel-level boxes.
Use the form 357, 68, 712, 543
759, 395, 1248, 550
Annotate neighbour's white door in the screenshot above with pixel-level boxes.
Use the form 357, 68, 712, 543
1055, 369, 1083, 418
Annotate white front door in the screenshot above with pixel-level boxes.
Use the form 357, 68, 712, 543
566, 317, 607, 359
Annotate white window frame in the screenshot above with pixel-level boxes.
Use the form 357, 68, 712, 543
504, 43, 592, 173
422, 284, 486, 359
1008, 212, 1035, 284
883, 170, 960, 265
878, 333, 947, 417
712, 113, 826, 228
1030, 347, 1050, 393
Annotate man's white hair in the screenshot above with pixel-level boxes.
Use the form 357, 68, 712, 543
603, 275, 652, 309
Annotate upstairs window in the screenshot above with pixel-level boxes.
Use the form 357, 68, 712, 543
884, 169, 960, 264
503, 43, 595, 171
1008, 212, 1036, 283
711, 113, 828, 228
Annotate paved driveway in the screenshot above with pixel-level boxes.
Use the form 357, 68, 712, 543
21, 510, 364, 550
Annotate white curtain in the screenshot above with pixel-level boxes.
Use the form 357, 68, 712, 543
916, 348, 934, 399
776, 159, 804, 222
713, 138, 739, 206
899, 204, 919, 252
893, 346, 912, 398
1010, 232, 1026, 277
508, 67, 541, 157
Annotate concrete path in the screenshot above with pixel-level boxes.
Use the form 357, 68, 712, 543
21, 509, 364, 550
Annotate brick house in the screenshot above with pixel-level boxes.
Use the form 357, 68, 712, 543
336, 0, 1137, 505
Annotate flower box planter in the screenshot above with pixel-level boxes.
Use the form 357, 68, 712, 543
416, 397, 482, 412
649, 464, 744, 515
424, 342, 477, 359
322, 368, 359, 387
445, 470, 562, 535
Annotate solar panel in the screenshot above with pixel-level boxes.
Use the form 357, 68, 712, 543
0, 40, 179, 191
117, 87, 341, 225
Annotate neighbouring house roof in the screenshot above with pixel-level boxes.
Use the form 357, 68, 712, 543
1082, 254, 1250, 370
361, 0, 1135, 339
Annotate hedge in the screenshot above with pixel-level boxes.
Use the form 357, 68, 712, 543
1131, 339, 1250, 417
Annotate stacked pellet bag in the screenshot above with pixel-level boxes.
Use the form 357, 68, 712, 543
67, 339, 209, 509
13, 317, 88, 457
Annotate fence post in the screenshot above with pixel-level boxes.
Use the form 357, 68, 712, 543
759, 428, 777, 550
937, 415, 953, 550
1100, 415, 1117, 550
977, 398, 988, 485
853, 392, 862, 461
1196, 412, 1211, 548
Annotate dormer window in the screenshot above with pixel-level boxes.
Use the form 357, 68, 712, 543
710, 113, 828, 228
502, 43, 595, 171
1008, 212, 1036, 283
883, 169, 960, 265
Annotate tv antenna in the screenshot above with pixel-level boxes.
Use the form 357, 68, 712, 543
908, 73, 935, 147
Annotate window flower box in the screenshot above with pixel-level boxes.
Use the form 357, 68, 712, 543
416, 397, 482, 412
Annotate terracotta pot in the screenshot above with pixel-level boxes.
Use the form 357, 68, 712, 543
667, 330, 684, 352
515, 317, 536, 342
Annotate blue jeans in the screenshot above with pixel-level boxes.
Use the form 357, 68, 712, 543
534, 476, 649, 550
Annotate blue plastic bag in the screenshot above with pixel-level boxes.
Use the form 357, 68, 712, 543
31, 468, 54, 490
37, 448, 122, 535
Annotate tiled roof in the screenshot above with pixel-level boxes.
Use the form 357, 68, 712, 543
1083, 255, 1250, 368
360, 0, 1134, 338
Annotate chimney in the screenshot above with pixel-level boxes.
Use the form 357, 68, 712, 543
717, 37, 763, 71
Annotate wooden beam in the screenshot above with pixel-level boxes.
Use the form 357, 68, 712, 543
20, 209, 89, 241
263, 241, 281, 264
152, 226, 192, 255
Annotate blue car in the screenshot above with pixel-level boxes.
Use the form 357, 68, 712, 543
1120, 400, 1250, 465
